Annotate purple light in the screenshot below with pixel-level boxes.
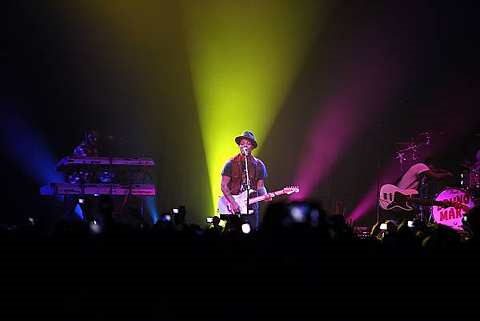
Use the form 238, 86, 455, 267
0, 110, 63, 184
348, 82, 479, 222
292, 50, 401, 200
291, 101, 360, 200
348, 161, 399, 222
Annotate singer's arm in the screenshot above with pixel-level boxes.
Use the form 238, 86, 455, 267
221, 175, 240, 212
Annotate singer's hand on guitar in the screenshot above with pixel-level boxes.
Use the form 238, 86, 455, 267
264, 193, 274, 202
229, 200, 240, 213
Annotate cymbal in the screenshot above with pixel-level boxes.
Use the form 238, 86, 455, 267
461, 162, 480, 169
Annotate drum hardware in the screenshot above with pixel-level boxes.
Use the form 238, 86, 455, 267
460, 159, 480, 204
395, 131, 433, 170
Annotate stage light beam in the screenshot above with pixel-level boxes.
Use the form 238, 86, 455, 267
183, 0, 323, 214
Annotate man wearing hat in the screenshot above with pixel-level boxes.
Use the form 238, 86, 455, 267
220, 130, 270, 230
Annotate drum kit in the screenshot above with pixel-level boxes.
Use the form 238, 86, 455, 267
431, 188, 475, 231
394, 131, 479, 232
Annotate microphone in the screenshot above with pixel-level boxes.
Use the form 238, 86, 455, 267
242, 146, 249, 156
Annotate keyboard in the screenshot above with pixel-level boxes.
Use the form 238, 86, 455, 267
56, 156, 155, 169
40, 183, 156, 196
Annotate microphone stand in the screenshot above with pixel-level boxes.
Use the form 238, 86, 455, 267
243, 150, 251, 215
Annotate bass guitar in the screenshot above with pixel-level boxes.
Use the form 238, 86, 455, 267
379, 184, 469, 212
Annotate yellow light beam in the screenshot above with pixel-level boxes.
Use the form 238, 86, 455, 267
183, 0, 324, 214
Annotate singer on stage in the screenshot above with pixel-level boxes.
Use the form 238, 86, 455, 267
220, 130, 271, 230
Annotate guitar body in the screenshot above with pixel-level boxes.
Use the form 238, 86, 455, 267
379, 184, 470, 215
379, 184, 419, 211
217, 186, 300, 215
217, 190, 253, 214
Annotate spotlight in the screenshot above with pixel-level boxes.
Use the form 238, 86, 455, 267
218, 219, 226, 228
287, 202, 311, 224
78, 198, 85, 204
160, 214, 172, 222
27, 217, 36, 226
206, 216, 222, 226
290, 206, 307, 223
173, 206, 186, 225
206, 216, 224, 232
462, 215, 470, 233
241, 223, 251, 234
89, 220, 102, 234
371, 220, 397, 240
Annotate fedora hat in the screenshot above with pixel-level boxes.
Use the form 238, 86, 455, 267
235, 130, 257, 148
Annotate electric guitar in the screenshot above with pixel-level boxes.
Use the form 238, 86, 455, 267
217, 186, 300, 214
379, 184, 470, 212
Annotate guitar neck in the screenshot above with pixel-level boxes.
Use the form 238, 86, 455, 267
407, 198, 443, 207
249, 189, 286, 204
402, 194, 470, 211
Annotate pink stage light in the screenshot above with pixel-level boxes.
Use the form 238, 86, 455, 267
292, 50, 400, 201
291, 99, 361, 200
348, 161, 399, 222
348, 80, 479, 222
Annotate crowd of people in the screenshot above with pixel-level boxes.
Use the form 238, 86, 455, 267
1, 197, 480, 321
